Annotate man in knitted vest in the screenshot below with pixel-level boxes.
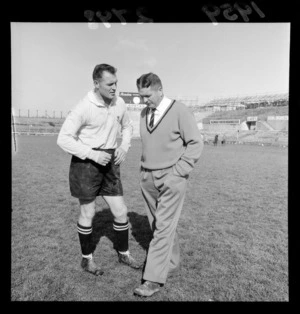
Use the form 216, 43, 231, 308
133, 73, 204, 297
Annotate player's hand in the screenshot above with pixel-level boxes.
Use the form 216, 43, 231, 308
96, 151, 112, 166
88, 149, 111, 166
114, 147, 126, 165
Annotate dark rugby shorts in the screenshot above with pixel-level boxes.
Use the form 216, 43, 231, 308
69, 148, 123, 200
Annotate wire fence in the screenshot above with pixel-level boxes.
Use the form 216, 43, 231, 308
12, 109, 70, 119
11, 109, 64, 136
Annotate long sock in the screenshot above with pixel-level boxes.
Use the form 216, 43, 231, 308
77, 223, 94, 256
113, 221, 129, 253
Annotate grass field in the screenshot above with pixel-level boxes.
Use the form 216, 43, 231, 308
11, 136, 288, 301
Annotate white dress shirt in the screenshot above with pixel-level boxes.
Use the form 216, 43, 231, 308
147, 96, 172, 126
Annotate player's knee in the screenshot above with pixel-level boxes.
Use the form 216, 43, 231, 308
79, 199, 96, 220
114, 204, 128, 223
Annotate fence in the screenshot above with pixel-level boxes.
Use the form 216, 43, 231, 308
11, 110, 64, 136
13, 109, 70, 119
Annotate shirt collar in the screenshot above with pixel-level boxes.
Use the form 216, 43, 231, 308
155, 96, 172, 113
87, 90, 117, 107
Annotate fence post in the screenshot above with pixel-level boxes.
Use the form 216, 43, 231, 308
28, 109, 30, 118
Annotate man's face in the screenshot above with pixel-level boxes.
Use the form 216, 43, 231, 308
138, 86, 163, 109
94, 71, 118, 100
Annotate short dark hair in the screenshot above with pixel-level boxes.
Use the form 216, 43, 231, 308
93, 64, 117, 81
136, 73, 162, 90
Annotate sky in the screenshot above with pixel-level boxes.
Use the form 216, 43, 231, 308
11, 22, 290, 115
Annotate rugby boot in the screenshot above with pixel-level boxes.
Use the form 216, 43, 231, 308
81, 257, 104, 276
118, 252, 143, 269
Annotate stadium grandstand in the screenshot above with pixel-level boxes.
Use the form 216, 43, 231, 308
201, 92, 288, 112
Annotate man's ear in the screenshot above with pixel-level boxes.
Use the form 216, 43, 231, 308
158, 86, 163, 96
94, 80, 99, 89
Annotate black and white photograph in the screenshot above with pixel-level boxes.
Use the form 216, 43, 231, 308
10, 5, 291, 302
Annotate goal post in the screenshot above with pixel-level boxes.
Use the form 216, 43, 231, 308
11, 109, 17, 152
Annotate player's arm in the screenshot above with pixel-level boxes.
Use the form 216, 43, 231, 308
114, 102, 133, 165
57, 104, 111, 165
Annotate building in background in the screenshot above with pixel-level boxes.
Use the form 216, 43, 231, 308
202, 92, 288, 112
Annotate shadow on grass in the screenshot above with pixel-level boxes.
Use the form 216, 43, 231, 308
91, 208, 116, 251
128, 212, 153, 251
91, 208, 153, 252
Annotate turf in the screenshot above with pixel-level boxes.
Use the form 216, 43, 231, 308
11, 136, 288, 301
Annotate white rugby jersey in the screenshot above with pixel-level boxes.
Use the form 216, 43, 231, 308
57, 90, 133, 160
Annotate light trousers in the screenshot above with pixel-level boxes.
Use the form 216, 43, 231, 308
140, 165, 188, 284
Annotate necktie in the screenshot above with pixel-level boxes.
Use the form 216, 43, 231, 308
149, 108, 156, 128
